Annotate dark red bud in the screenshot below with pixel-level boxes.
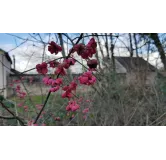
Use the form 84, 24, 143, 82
87, 59, 98, 69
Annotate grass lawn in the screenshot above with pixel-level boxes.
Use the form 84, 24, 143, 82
9, 93, 68, 107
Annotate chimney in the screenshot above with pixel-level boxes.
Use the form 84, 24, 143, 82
13, 55, 15, 70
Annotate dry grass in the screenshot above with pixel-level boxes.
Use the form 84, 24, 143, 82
2, 70, 166, 126
82, 71, 166, 126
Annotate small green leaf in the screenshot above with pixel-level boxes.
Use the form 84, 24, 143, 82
3, 100, 15, 108
0, 95, 4, 101
90, 113, 94, 118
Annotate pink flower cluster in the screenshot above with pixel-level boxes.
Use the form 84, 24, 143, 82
50, 113, 61, 121
15, 85, 27, 98
62, 81, 77, 99
34, 38, 98, 122
55, 65, 66, 76
78, 71, 96, 85
82, 108, 89, 114
54, 58, 76, 76
28, 120, 46, 126
43, 75, 78, 98
17, 102, 24, 107
66, 100, 80, 112
29, 77, 33, 83
63, 58, 76, 69
54, 117, 60, 121
82, 107, 89, 120
36, 62, 48, 75
28, 120, 38, 126
36, 58, 76, 76
49, 60, 59, 68
21, 77, 25, 80
48, 41, 62, 54
13, 79, 21, 83
24, 106, 28, 112
70, 38, 97, 59
43, 77, 63, 92
36, 104, 43, 110
17, 102, 29, 112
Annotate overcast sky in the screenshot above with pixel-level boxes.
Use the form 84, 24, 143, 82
0, 33, 163, 74
0, 33, 78, 73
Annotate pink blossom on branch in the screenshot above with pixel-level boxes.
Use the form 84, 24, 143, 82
78, 71, 96, 85
28, 120, 38, 126
61, 81, 77, 99
42, 77, 50, 85
15, 85, 21, 91
55, 117, 61, 121
62, 91, 73, 99
49, 60, 59, 68
62, 58, 76, 69
66, 101, 80, 112
33, 38, 98, 124
36, 104, 43, 110
23, 106, 28, 112
69, 81, 77, 90
48, 41, 62, 54
47, 79, 53, 85
83, 115, 87, 120
83, 108, 89, 114
49, 86, 60, 92
17, 91, 26, 99
70, 44, 85, 55
52, 78, 63, 86
17, 102, 24, 107
55, 66, 66, 76
69, 38, 97, 59
29, 77, 33, 83
36, 62, 48, 75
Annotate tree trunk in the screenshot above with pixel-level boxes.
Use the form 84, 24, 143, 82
129, 33, 133, 57
58, 33, 72, 80
95, 33, 105, 59
105, 33, 109, 59
147, 33, 166, 70
110, 33, 115, 72
133, 33, 138, 57
92, 33, 101, 70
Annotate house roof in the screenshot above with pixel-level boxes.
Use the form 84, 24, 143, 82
0, 48, 12, 64
114, 57, 156, 72
10, 68, 21, 74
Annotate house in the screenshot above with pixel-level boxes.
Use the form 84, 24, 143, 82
0, 48, 12, 98
103, 56, 157, 85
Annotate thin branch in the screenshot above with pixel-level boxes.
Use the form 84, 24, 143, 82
7, 39, 28, 53
67, 33, 84, 58
0, 115, 18, 119
6, 33, 47, 44
33, 91, 51, 124
72, 34, 118, 41
0, 101, 25, 126
62, 33, 74, 46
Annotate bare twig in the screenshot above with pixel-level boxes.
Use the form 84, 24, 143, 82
0, 101, 25, 126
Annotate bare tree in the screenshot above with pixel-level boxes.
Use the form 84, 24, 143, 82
142, 33, 166, 70
129, 33, 133, 57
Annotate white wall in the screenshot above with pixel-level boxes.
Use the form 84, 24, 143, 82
0, 53, 3, 93
0, 51, 11, 98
